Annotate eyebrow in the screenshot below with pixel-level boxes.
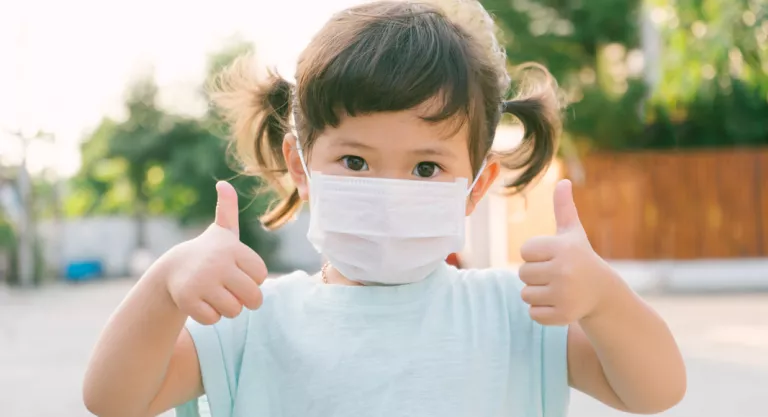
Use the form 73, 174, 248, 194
410, 147, 455, 158
334, 137, 456, 158
333, 138, 375, 150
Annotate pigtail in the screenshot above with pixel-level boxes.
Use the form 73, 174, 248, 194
496, 63, 563, 193
208, 55, 300, 230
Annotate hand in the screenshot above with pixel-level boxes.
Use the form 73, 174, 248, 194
165, 181, 268, 325
518, 179, 617, 326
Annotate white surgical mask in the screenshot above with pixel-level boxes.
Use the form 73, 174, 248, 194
296, 141, 484, 285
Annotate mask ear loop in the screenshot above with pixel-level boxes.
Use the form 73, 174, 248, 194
467, 160, 487, 198
295, 136, 312, 180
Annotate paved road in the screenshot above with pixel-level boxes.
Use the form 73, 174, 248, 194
1, 279, 766, 417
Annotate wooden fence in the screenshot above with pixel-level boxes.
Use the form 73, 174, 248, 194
565, 149, 768, 260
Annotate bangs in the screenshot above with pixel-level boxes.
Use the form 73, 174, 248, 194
299, 4, 476, 131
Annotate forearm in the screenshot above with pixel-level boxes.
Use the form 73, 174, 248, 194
83, 256, 188, 417
579, 274, 686, 413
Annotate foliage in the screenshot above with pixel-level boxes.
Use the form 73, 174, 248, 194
483, 0, 768, 150
0, 207, 18, 284
649, 0, 768, 104
66, 39, 278, 260
0, 211, 15, 250
642, 0, 768, 149
482, 0, 647, 150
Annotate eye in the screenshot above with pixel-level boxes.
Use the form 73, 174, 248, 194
340, 155, 369, 171
413, 162, 442, 178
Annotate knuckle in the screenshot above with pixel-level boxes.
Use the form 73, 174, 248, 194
548, 287, 565, 305
519, 240, 536, 258
528, 307, 545, 323
519, 287, 532, 304
243, 246, 268, 269
219, 303, 242, 319
529, 307, 561, 326
256, 259, 268, 276
517, 264, 530, 280
200, 316, 218, 326
243, 295, 263, 310
538, 316, 558, 326
196, 311, 221, 326
244, 288, 264, 310
220, 311, 237, 319
176, 290, 198, 310
218, 310, 236, 320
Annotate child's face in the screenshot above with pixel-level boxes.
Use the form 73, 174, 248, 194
283, 105, 500, 216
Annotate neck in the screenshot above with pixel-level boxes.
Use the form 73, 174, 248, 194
324, 263, 364, 286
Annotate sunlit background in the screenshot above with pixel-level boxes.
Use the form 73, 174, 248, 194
1, 0, 767, 416
0, 0, 362, 176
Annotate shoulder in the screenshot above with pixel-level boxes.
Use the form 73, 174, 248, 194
453, 266, 525, 289
258, 269, 318, 311
185, 269, 316, 369
186, 270, 316, 335
178, 270, 316, 416
260, 269, 316, 294
449, 266, 528, 311
452, 267, 569, 415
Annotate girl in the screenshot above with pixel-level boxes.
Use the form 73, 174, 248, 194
83, 1, 686, 416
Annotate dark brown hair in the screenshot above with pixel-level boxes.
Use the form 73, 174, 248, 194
210, 0, 562, 230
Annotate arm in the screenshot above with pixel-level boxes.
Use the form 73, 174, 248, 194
519, 180, 686, 414
83, 256, 203, 417
567, 274, 687, 414
84, 183, 267, 417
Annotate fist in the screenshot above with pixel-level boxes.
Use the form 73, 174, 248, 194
165, 181, 268, 325
518, 179, 614, 326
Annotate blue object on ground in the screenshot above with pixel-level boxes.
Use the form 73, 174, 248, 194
65, 260, 104, 282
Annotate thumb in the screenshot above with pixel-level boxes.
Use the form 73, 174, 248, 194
215, 181, 240, 237
553, 179, 582, 234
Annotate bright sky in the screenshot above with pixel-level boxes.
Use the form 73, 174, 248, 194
0, 0, 362, 177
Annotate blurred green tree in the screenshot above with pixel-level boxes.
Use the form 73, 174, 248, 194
481, 0, 648, 150
66, 39, 278, 261
483, 0, 768, 150
643, 0, 768, 148
0, 208, 17, 284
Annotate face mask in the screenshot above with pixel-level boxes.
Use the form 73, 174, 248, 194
296, 142, 484, 285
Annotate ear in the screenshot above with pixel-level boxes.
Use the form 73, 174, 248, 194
282, 133, 309, 201
465, 160, 500, 216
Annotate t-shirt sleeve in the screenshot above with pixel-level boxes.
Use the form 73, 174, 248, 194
541, 323, 569, 417
175, 309, 250, 417
501, 270, 570, 417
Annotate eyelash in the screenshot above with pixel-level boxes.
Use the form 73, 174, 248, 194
413, 162, 443, 178
338, 156, 444, 178
339, 155, 368, 171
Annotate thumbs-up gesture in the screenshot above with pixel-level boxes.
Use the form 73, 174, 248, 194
518, 179, 617, 326
164, 181, 268, 325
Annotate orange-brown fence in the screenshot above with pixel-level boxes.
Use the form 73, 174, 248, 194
567, 149, 768, 260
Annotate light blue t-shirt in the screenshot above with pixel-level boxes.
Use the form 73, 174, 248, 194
176, 263, 569, 417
